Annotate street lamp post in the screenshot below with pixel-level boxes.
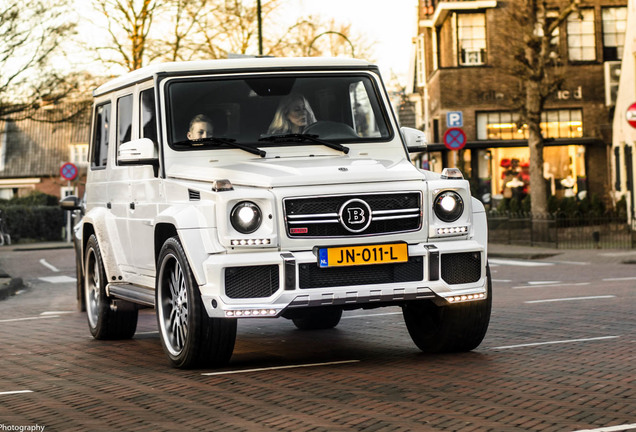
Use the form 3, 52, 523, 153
257, 0, 263, 55
307, 31, 355, 57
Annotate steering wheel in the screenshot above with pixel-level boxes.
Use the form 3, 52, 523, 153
303, 121, 358, 139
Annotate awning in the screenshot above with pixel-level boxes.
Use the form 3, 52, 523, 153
424, 137, 605, 152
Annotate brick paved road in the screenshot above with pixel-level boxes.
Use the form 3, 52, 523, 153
0, 246, 634, 431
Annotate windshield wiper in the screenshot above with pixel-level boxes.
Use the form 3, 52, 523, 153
258, 134, 349, 154
173, 137, 266, 158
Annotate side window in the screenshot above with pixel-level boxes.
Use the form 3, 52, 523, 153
91, 102, 111, 169
140, 89, 157, 143
117, 94, 133, 148
350, 81, 381, 138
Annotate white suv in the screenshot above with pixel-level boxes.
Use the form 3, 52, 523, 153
63, 58, 491, 368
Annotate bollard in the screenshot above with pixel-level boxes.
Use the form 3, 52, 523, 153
593, 231, 600, 248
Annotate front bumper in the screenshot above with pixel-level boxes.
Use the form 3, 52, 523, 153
199, 240, 488, 319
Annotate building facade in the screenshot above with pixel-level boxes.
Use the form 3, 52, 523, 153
611, 0, 636, 227
408, 0, 628, 210
0, 104, 90, 200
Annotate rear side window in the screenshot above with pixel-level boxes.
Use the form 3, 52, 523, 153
91, 102, 111, 168
117, 94, 133, 147
140, 89, 157, 143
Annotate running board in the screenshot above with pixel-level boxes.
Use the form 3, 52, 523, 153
107, 283, 155, 307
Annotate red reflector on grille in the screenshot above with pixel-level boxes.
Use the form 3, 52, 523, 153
290, 227, 308, 234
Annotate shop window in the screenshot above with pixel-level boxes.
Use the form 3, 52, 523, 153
458, 13, 487, 66
477, 109, 582, 140
567, 9, 595, 61
602, 7, 627, 61
491, 145, 587, 202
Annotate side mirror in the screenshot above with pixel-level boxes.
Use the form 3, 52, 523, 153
118, 138, 158, 164
401, 127, 427, 153
60, 195, 81, 211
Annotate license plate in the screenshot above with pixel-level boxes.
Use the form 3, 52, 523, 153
317, 243, 408, 268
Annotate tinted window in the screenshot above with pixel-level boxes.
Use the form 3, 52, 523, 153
166, 74, 391, 149
117, 94, 133, 147
91, 103, 111, 168
140, 89, 157, 143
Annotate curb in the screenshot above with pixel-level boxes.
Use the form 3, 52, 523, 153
489, 252, 561, 260
0, 277, 25, 301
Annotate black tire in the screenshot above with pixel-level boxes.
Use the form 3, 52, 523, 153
75, 244, 86, 312
292, 307, 343, 330
156, 237, 236, 369
402, 265, 492, 353
84, 235, 138, 339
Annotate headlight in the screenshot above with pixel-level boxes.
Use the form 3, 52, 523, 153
433, 191, 464, 222
230, 201, 262, 234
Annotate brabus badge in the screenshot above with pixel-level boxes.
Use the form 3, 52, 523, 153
339, 198, 372, 233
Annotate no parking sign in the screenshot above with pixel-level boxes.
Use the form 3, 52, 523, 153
627, 102, 636, 129
60, 162, 78, 181
443, 128, 467, 151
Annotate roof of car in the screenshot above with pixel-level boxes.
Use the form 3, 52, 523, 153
93, 57, 376, 97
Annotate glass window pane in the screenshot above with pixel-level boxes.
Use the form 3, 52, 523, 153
140, 89, 157, 142
117, 94, 133, 146
477, 113, 488, 140
568, 9, 596, 61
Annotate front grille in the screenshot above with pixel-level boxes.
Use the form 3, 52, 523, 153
299, 256, 423, 289
441, 252, 481, 285
284, 192, 422, 238
225, 265, 280, 298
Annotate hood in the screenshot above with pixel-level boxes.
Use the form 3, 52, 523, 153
167, 155, 424, 188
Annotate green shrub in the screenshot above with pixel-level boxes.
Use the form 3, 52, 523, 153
8, 191, 59, 206
0, 205, 65, 242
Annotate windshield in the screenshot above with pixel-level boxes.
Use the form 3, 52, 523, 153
166, 74, 391, 149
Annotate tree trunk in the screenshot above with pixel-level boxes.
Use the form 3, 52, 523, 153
526, 79, 551, 242
526, 80, 548, 216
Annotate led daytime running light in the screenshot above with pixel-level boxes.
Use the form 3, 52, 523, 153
230, 238, 271, 246
436, 226, 468, 235
447, 293, 486, 303
225, 309, 278, 317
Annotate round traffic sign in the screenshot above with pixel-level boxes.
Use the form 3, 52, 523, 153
60, 162, 78, 181
443, 127, 467, 151
626, 102, 636, 129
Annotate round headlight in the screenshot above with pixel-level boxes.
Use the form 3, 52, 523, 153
230, 201, 262, 234
433, 191, 464, 222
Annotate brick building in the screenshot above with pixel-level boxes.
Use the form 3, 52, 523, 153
407, 0, 628, 208
611, 0, 635, 226
0, 104, 90, 200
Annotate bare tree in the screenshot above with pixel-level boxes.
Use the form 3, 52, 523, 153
92, 0, 373, 70
0, 0, 78, 119
496, 0, 580, 216
93, 0, 161, 72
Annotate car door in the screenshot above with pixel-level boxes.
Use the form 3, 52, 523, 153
127, 87, 161, 277
108, 93, 136, 274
